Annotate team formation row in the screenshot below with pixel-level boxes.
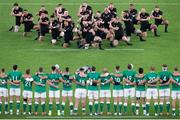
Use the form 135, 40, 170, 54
0, 64, 179, 116
9, 2, 169, 49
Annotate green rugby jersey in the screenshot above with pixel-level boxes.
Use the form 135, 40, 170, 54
145, 72, 158, 88
123, 70, 136, 89
135, 74, 145, 91
75, 74, 88, 89
0, 76, 8, 88
159, 71, 172, 89
8, 71, 22, 88
62, 73, 73, 91
48, 72, 61, 91
112, 72, 123, 90
100, 73, 111, 90
22, 76, 33, 91
33, 73, 47, 93
87, 71, 100, 90
172, 74, 180, 91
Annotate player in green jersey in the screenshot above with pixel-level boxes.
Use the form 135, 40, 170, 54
8, 65, 22, 115
61, 67, 74, 115
48, 66, 61, 116
33, 67, 48, 116
0, 68, 8, 115
100, 68, 112, 115
22, 69, 33, 115
111, 66, 124, 116
123, 64, 136, 115
158, 64, 172, 116
135, 68, 146, 115
145, 67, 159, 116
74, 68, 88, 115
171, 67, 180, 116
87, 66, 100, 116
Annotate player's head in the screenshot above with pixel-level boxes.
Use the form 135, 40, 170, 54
92, 66, 96, 71
41, 12, 46, 18
79, 68, 84, 73
64, 10, 69, 16
138, 67, 144, 74
23, 9, 28, 15
127, 64, 133, 70
154, 5, 160, 12
150, 66, 155, 71
162, 64, 168, 71
65, 67, 69, 72
103, 68, 108, 73
13, 65, 18, 71
50, 15, 55, 21
39, 67, 43, 72
1, 68, 5, 73
57, 3, 62, 7
41, 5, 46, 10
108, 3, 114, 9
141, 8, 146, 13
13, 2, 19, 8
82, 1, 88, 7
51, 65, 56, 72
174, 66, 178, 72
26, 69, 30, 75
96, 11, 101, 17
129, 3, 135, 9
115, 65, 120, 71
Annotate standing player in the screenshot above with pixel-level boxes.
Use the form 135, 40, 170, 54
73, 68, 88, 115
33, 67, 48, 115
145, 67, 159, 116
22, 69, 33, 115
171, 67, 180, 116
158, 64, 172, 116
99, 68, 112, 115
111, 66, 124, 115
87, 66, 100, 116
135, 68, 146, 115
0, 68, 8, 115
8, 65, 22, 115
9, 3, 23, 32
61, 67, 74, 115
151, 5, 169, 33
123, 64, 136, 115
48, 66, 61, 116
129, 4, 138, 25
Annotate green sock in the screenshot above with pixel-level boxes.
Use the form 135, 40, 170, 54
10, 102, 13, 110
166, 103, 170, 112
28, 104, 32, 113
82, 107, 86, 113
146, 103, 150, 114
124, 103, 128, 113
114, 103, 117, 113
61, 102, 65, 111
107, 102, 110, 112
136, 104, 140, 112
49, 103, 53, 111
74, 108, 78, 113
94, 102, 98, 113
100, 102, 104, 112
70, 102, 74, 111
17, 101, 20, 110
159, 103, 163, 113
5, 103, 8, 112
23, 103, 27, 112
89, 102, 93, 113
0, 103, 2, 112
119, 103, 122, 113
42, 104, 45, 112
154, 103, 158, 114
35, 104, 38, 112
56, 103, 60, 110
131, 104, 135, 113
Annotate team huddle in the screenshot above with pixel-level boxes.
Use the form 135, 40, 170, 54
0, 64, 179, 116
9, 2, 169, 49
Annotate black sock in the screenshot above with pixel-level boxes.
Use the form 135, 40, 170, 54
165, 24, 168, 32
9, 26, 14, 31
99, 42, 104, 50
154, 29, 158, 36
110, 41, 114, 47
35, 30, 40, 40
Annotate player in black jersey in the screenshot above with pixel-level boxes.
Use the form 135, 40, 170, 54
108, 3, 117, 18
54, 4, 66, 17
36, 5, 48, 17
129, 4, 138, 25
63, 21, 74, 48
78, 2, 93, 21
49, 15, 60, 45
21, 9, 35, 37
151, 5, 169, 32
101, 8, 113, 29
9, 3, 23, 32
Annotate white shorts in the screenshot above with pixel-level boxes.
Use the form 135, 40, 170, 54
172, 91, 180, 99
100, 90, 111, 98
88, 90, 99, 99
75, 88, 87, 99
124, 88, 135, 98
10, 88, 21, 96
34, 92, 46, 98
113, 90, 123, 97
159, 88, 170, 97
136, 90, 146, 98
49, 90, 60, 98
62, 90, 73, 97
146, 88, 158, 99
0, 88, 8, 97
23, 90, 33, 98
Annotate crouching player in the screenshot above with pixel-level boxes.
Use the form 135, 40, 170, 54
61, 67, 74, 115
22, 69, 33, 115
0, 68, 8, 115
135, 68, 146, 115
111, 66, 124, 115
87, 66, 100, 116
33, 67, 47, 115
48, 66, 61, 116
159, 64, 172, 116
100, 68, 112, 115
73, 68, 88, 115
171, 67, 180, 116
145, 67, 159, 116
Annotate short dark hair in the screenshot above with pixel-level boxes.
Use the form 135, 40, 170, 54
26, 69, 30, 74
65, 67, 69, 72
1, 68, 5, 73
150, 66, 155, 71
174, 66, 178, 71
139, 67, 144, 74
51, 66, 56, 71
162, 64, 167, 68
80, 68, 84, 71
13, 65, 18, 70
92, 66, 96, 71
39, 67, 43, 72
50, 15, 55, 18
13, 2, 18, 6
129, 3, 134, 7
127, 64, 132, 70
115, 65, 120, 70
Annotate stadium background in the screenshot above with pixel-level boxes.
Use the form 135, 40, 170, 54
0, 0, 180, 119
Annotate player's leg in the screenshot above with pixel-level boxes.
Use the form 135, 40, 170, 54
152, 88, 159, 116
15, 88, 21, 115
3, 88, 9, 114
0, 89, 2, 115
113, 90, 118, 115
162, 19, 169, 32
100, 90, 105, 115
34, 92, 40, 115
123, 89, 129, 115
61, 91, 67, 116
74, 89, 80, 115
41, 92, 46, 115
130, 88, 136, 115
88, 90, 93, 115
171, 91, 177, 116
145, 88, 151, 116
48, 91, 54, 116
159, 89, 164, 115
94, 91, 99, 115
14, 17, 21, 32
136, 90, 140, 115
9, 88, 15, 115
28, 91, 33, 115
55, 90, 60, 115
141, 91, 146, 115
118, 90, 123, 115
165, 89, 171, 115
23, 91, 28, 115
81, 89, 87, 115
150, 24, 160, 37
106, 90, 111, 115
68, 91, 74, 115
178, 92, 180, 116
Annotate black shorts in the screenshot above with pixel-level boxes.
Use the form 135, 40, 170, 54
85, 32, 94, 44
40, 26, 49, 36
155, 19, 163, 26
96, 31, 106, 39
51, 29, 60, 39
132, 18, 138, 25
15, 17, 21, 26
104, 22, 110, 29
64, 32, 73, 43
125, 27, 135, 36
24, 22, 34, 32
140, 22, 151, 32
115, 30, 124, 40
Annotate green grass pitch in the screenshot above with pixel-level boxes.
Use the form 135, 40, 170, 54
0, 0, 180, 119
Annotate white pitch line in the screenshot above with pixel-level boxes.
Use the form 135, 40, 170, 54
0, 3, 180, 6
33, 48, 144, 52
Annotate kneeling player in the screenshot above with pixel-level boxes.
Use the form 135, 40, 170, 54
0, 68, 8, 115
111, 66, 123, 115
100, 68, 112, 115
171, 67, 180, 116
22, 69, 33, 115
61, 67, 74, 115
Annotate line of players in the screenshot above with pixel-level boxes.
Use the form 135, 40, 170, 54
9, 2, 169, 49
0, 64, 179, 116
